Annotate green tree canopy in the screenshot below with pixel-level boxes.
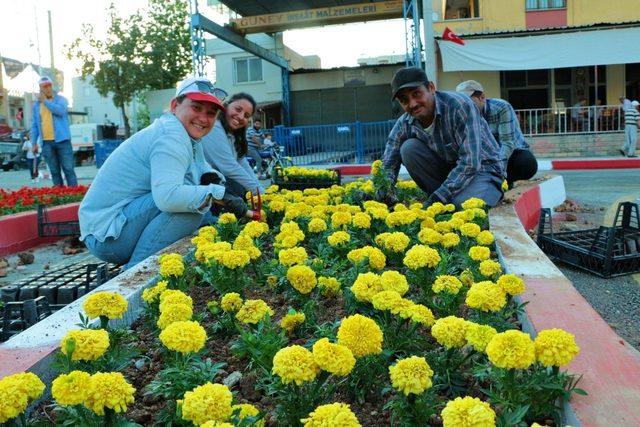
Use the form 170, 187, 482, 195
67, 0, 191, 137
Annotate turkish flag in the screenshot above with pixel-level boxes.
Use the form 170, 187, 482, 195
442, 27, 465, 45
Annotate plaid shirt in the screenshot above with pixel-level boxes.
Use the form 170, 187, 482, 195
483, 98, 530, 165
382, 91, 504, 203
246, 126, 263, 148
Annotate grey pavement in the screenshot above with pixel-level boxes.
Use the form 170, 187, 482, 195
0, 164, 98, 191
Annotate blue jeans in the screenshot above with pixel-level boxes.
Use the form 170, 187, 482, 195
84, 193, 210, 270
399, 138, 504, 208
42, 140, 77, 186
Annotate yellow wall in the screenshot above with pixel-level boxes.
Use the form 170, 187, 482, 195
568, 0, 640, 26
437, 70, 501, 97
432, 0, 525, 35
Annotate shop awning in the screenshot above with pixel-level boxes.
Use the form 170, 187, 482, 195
437, 26, 640, 71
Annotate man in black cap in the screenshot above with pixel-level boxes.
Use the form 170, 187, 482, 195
378, 67, 504, 208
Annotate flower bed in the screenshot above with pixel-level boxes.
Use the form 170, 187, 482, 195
4, 174, 584, 426
0, 186, 88, 217
272, 166, 341, 190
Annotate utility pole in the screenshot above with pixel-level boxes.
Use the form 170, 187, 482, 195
48, 10, 55, 72
422, 0, 437, 87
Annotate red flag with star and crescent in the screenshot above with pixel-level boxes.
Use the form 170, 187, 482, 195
442, 27, 465, 45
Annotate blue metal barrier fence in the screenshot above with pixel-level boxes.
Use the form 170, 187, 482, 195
273, 120, 395, 166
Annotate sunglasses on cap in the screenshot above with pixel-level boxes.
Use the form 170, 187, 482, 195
179, 79, 228, 101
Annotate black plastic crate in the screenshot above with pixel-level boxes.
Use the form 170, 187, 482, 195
537, 202, 640, 278
272, 168, 341, 190
37, 204, 80, 237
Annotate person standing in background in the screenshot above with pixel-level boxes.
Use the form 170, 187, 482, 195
30, 76, 77, 187
621, 100, 639, 158
22, 133, 41, 182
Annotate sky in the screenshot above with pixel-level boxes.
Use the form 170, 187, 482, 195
0, 0, 406, 105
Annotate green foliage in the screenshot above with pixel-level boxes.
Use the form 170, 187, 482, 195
383, 388, 438, 427
230, 316, 288, 374
145, 356, 225, 401
66, 0, 190, 137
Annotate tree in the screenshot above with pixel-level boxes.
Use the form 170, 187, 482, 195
67, 1, 191, 137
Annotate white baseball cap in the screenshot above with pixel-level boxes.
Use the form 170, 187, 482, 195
456, 80, 484, 96
38, 76, 53, 87
632, 100, 639, 107
175, 77, 226, 111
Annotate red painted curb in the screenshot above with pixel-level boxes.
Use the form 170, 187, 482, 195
514, 186, 541, 231
332, 164, 372, 175
551, 159, 640, 170
0, 203, 80, 256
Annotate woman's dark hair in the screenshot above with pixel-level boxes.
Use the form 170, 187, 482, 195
220, 92, 256, 159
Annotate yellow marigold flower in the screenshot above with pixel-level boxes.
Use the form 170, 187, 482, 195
84, 372, 135, 416
312, 338, 356, 376
157, 303, 193, 329
380, 231, 410, 253
486, 330, 536, 369
308, 218, 328, 233
371, 290, 403, 311
318, 276, 341, 296
479, 260, 503, 277
218, 212, 237, 224
241, 220, 269, 238
385, 210, 418, 228
389, 298, 415, 319
468, 246, 490, 261
465, 323, 498, 352
0, 373, 46, 423
7, 372, 45, 401
142, 280, 168, 304
236, 299, 274, 324
337, 314, 383, 358
279, 246, 308, 266
434, 221, 452, 233
459, 269, 475, 286
380, 270, 409, 295
371, 159, 382, 175
219, 249, 251, 269
408, 304, 436, 327
534, 329, 580, 367
389, 356, 434, 396
197, 241, 232, 263
476, 230, 495, 246
181, 383, 233, 425
61, 329, 109, 361
459, 222, 481, 238
432, 275, 463, 294
403, 244, 441, 270
272, 345, 320, 385
287, 265, 317, 294
448, 218, 465, 231
452, 210, 474, 222
159, 290, 193, 312
441, 232, 460, 248
461, 198, 486, 210
466, 281, 507, 312
431, 316, 468, 349
159, 321, 207, 354
232, 403, 265, 427
233, 235, 261, 260
497, 274, 526, 296
269, 200, 286, 212
82, 291, 128, 320
350, 272, 383, 302
221, 292, 244, 312
201, 422, 233, 427
352, 212, 372, 229
280, 311, 306, 333
441, 396, 495, 427
365, 247, 387, 270
331, 211, 352, 229
421, 216, 436, 229
327, 230, 351, 247
418, 228, 442, 245
198, 225, 218, 240
52, 370, 91, 406
266, 275, 278, 288
159, 253, 185, 277
302, 402, 361, 427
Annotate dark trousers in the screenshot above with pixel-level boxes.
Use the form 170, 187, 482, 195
42, 140, 78, 186
399, 138, 504, 208
507, 149, 538, 187
28, 157, 40, 179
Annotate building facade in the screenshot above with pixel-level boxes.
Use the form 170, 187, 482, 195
71, 76, 135, 128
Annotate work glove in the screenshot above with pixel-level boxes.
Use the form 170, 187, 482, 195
221, 191, 248, 218
375, 188, 398, 207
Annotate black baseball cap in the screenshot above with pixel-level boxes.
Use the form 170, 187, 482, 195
391, 67, 430, 100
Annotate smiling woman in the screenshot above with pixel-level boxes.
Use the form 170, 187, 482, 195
78, 77, 248, 270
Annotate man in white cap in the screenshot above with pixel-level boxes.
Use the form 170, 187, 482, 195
79, 76, 247, 269
456, 80, 538, 188
30, 76, 77, 186
621, 100, 640, 157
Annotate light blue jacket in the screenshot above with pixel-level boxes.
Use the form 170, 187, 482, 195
202, 120, 263, 193
79, 113, 226, 242
31, 94, 71, 143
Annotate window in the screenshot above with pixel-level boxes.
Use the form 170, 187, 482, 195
234, 57, 263, 84
526, 0, 566, 11
443, 0, 480, 19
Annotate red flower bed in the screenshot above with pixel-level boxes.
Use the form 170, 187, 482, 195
0, 186, 88, 216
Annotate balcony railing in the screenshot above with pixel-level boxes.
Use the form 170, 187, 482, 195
514, 105, 626, 136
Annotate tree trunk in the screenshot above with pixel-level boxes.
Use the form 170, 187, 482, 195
120, 102, 131, 138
